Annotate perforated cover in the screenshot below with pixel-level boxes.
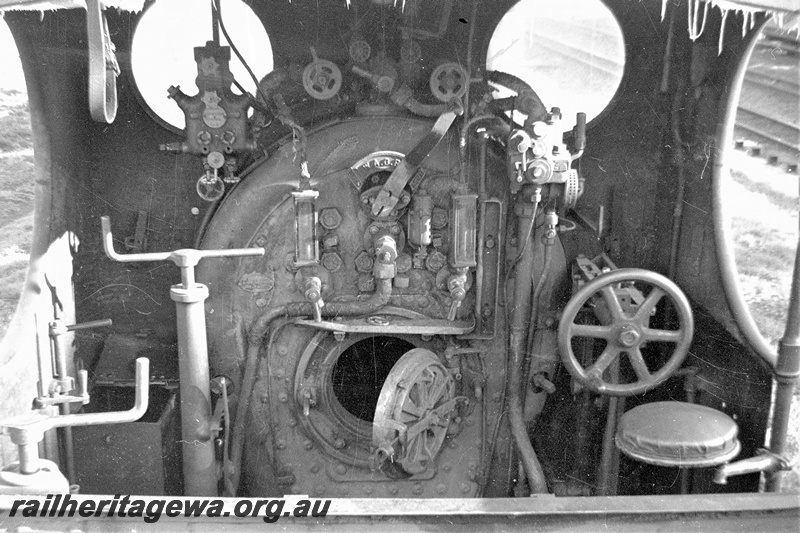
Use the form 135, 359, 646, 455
615, 401, 741, 468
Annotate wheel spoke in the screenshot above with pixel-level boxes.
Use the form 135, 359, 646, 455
400, 399, 425, 419
635, 287, 665, 322
572, 324, 614, 340
600, 286, 625, 321
588, 346, 620, 375
628, 348, 652, 381
642, 328, 683, 343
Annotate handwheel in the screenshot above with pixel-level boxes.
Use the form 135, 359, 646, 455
196, 174, 225, 202
429, 62, 468, 103
558, 268, 694, 396
302, 58, 342, 100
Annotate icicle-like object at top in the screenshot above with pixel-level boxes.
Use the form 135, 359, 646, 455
662, 0, 791, 55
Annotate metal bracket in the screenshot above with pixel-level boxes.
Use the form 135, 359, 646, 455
294, 316, 475, 335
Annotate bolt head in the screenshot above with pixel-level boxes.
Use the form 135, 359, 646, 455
319, 208, 342, 230
321, 251, 343, 272
355, 251, 375, 273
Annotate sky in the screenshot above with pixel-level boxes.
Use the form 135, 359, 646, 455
0, 18, 26, 93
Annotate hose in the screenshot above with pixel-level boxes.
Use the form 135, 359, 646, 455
486, 71, 547, 125
225, 278, 394, 495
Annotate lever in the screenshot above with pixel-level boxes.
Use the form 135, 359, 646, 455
1, 358, 150, 476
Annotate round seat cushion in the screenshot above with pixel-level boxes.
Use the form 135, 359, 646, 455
615, 401, 741, 467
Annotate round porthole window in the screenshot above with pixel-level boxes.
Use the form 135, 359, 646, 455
486, 0, 625, 126
131, 0, 273, 131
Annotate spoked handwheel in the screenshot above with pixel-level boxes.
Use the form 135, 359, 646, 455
558, 269, 694, 396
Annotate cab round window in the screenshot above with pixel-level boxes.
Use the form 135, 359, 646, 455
486, 0, 625, 126
131, 0, 273, 131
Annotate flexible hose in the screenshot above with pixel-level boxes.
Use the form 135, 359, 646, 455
486, 71, 547, 125
225, 278, 394, 495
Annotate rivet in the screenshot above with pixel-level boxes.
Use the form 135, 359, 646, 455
449, 441, 458, 449
278, 392, 288, 403
336, 464, 347, 475
436, 484, 447, 495
278, 346, 288, 356
276, 440, 286, 450
310, 464, 320, 474
255, 298, 267, 308
274, 368, 285, 379
461, 483, 471, 494
389, 486, 398, 495
412, 484, 423, 495
442, 464, 451, 472
304, 440, 313, 450
288, 418, 297, 427
334, 438, 346, 449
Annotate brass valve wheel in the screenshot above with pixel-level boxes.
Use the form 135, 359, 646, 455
558, 268, 694, 396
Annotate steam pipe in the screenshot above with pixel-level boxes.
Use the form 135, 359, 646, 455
711, 26, 777, 369
508, 196, 548, 494
485, 71, 547, 126
226, 278, 394, 495
767, 223, 800, 491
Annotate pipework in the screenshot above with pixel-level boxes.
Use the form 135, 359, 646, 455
713, 449, 791, 485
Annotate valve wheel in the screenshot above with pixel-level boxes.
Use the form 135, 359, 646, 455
196, 174, 225, 202
373, 348, 457, 477
429, 62, 468, 103
558, 268, 694, 396
348, 39, 371, 63
302, 59, 343, 100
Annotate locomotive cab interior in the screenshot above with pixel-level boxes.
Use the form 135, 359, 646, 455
0, 0, 798, 524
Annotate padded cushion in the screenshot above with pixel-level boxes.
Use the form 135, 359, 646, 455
615, 401, 741, 467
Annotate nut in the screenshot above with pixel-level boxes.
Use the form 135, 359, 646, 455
431, 207, 448, 229
394, 275, 410, 288
321, 251, 343, 272
355, 251, 375, 273
396, 254, 412, 273
322, 234, 339, 249
319, 208, 342, 230
425, 251, 447, 272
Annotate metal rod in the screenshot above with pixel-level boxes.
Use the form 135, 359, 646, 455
767, 224, 800, 491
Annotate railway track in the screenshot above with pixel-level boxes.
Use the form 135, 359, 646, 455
734, 37, 799, 172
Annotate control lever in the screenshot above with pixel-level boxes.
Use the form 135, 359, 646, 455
101, 216, 264, 496
370, 108, 461, 217
0, 358, 149, 494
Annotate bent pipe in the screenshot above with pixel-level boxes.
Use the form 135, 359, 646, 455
711, 27, 777, 370
508, 209, 549, 495
486, 71, 547, 125
226, 278, 394, 496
